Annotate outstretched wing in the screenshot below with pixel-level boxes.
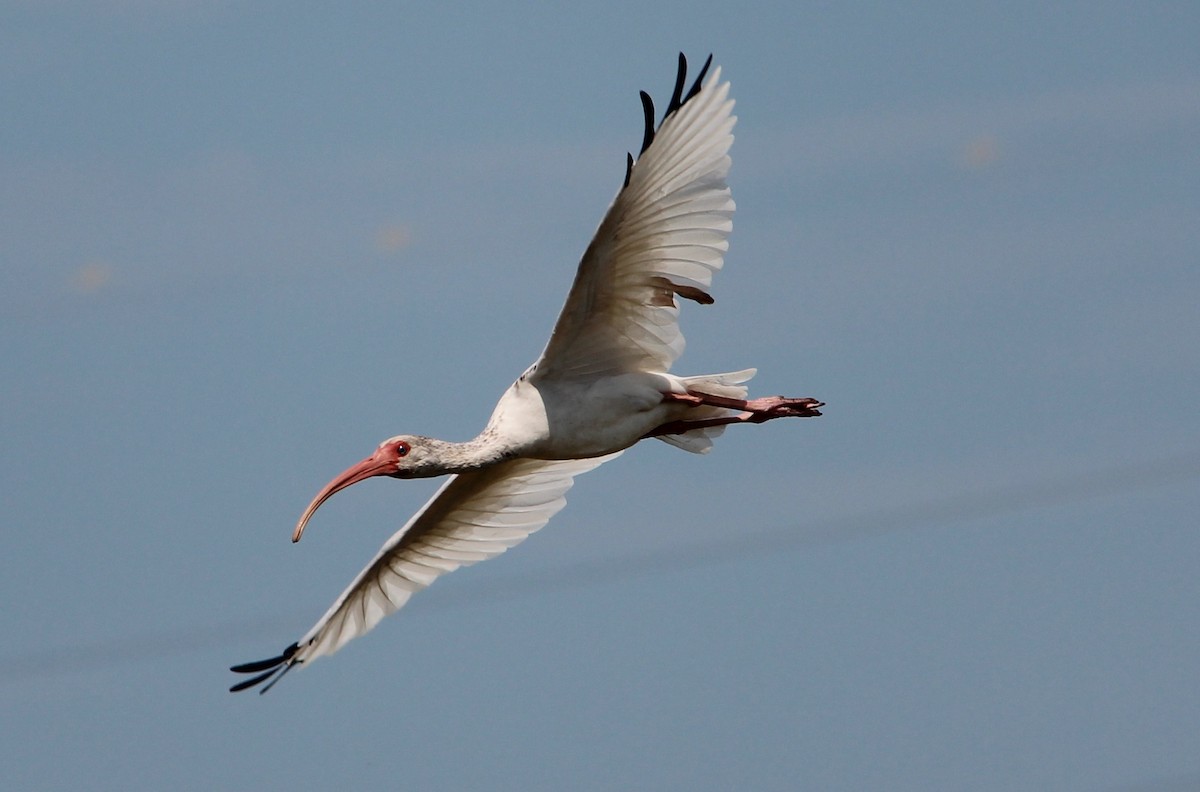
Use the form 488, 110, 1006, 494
231, 453, 620, 692
531, 54, 736, 382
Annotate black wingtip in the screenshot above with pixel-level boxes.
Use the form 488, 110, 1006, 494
638, 90, 655, 156
229, 642, 300, 693
622, 53, 716, 189
664, 52, 688, 119
683, 53, 713, 105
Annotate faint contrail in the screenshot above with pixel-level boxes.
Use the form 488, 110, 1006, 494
3, 449, 1197, 684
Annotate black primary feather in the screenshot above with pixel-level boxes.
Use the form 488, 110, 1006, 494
229, 642, 299, 693
683, 53, 712, 105
638, 90, 655, 156
664, 52, 688, 119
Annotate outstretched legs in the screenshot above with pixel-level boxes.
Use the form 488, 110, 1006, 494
645, 391, 823, 439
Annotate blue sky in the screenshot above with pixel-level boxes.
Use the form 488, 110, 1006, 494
2, 2, 1198, 790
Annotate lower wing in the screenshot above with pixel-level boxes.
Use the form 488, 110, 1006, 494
230, 453, 620, 693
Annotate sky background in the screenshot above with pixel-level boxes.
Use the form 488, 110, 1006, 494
2, 2, 1198, 790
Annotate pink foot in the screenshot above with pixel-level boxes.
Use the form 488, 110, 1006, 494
645, 392, 824, 438
742, 396, 824, 420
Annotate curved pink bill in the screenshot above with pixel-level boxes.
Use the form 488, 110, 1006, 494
292, 454, 395, 543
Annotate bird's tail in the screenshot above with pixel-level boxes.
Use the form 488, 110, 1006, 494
656, 368, 756, 454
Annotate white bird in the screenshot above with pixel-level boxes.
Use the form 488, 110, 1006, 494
230, 54, 822, 693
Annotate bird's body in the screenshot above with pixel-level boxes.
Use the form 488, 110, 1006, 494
231, 55, 822, 693
491, 371, 661, 459
488, 369, 740, 460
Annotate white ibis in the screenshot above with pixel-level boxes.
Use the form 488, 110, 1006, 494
230, 54, 823, 693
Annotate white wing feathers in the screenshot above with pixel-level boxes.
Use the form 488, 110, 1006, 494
231, 454, 620, 690
300, 453, 620, 661
534, 66, 736, 381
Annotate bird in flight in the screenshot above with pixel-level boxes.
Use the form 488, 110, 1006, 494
231, 54, 823, 693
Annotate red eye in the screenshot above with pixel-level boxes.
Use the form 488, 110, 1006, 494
396, 441, 410, 457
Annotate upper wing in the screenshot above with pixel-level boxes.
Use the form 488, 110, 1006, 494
531, 54, 736, 382
230, 453, 620, 692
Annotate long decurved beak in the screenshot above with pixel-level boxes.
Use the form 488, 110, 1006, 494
292, 454, 395, 543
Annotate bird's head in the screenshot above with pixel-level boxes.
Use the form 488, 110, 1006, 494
292, 435, 433, 543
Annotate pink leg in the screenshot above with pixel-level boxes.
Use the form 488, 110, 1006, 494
644, 391, 823, 438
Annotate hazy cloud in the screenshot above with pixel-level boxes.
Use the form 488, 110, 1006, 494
68, 260, 114, 294
374, 223, 412, 254
959, 133, 1000, 169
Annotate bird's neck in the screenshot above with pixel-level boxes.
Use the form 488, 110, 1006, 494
419, 430, 518, 475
